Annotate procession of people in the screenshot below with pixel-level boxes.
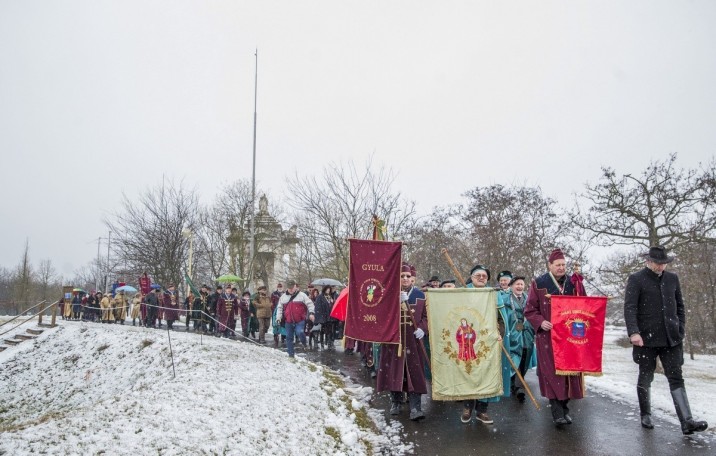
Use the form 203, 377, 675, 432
59, 244, 707, 436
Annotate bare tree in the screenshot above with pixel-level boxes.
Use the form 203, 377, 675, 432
287, 158, 417, 282
36, 259, 58, 303
571, 153, 716, 250
13, 239, 34, 313
107, 179, 199, 291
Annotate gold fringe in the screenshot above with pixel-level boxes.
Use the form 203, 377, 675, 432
556, 370, 603, 377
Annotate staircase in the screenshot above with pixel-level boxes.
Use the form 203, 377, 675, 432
1, 328, 44, 352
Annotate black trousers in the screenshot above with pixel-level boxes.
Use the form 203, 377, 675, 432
633, 344, 685, 391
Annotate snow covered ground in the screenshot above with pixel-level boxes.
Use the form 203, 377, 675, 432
1, 319, 713, 455
0, 318, 411, 455
588, 326, 715, 431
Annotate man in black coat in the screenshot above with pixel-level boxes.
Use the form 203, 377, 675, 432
624, 245, 708, 435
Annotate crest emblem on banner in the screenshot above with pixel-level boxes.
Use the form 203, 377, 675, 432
360, 278, 385, 307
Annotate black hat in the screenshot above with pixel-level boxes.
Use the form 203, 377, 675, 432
440, 279, 456, 287
429, 275, 440, 282
216, 285, 223, 290
497, 270, 513, 281
286, 279, 297, 288
201, 284, 209, 289
469, 264, 491, 281
258, 285, 267, 291
643, 246, 674, 264
508, 276, 526, 286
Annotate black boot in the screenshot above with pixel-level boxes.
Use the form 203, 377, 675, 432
408, 393, 425, 421
390, 392, 402, 416
637, 386, 654, 429
550, 399, 568, 426
671, 387, 708, 435
562, 399, 572, 424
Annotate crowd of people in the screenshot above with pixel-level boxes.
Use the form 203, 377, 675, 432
58, 244, 707, 435
57, 281, 344, 350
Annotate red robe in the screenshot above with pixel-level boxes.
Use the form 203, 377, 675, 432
525, 273, 585, 400
376, 287, 429, 394
456, 324, 477, 361
216, 293, 238, 333
163, 292, 179, 321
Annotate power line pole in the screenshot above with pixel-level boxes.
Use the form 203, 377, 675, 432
249, 48, 258, 292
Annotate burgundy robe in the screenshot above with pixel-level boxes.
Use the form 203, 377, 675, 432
376, 287, 429, 395
163, 292, 180, 321
216, 293, 238, 333
524, 273, 585, 401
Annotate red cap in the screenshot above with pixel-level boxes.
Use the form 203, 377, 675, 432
401, 263, 412, 275
548, 248, 565, 263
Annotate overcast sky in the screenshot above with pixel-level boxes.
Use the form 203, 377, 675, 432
1, 1, 715, 279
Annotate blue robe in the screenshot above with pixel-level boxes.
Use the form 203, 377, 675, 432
500, 289, 538, 374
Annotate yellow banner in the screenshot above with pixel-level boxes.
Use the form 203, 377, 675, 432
426, 288, 503, 401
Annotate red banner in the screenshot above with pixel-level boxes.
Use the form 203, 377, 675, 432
551, 295, 608, 375
344, 239, 401, 344
139, 273, 151, 295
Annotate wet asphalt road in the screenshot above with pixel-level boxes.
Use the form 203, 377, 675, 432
301, 344, 715, 456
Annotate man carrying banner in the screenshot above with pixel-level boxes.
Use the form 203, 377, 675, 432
461, 265, 511, 425
376, 263, 428, 421
624, 246, 708, 435
525, 248, 586, 426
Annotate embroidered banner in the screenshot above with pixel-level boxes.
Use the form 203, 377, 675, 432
551, 295, 608, 376
427, 288, 503, 401
344, 239, 401, 344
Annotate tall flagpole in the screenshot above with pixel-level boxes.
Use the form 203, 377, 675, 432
249, 49, 258, 292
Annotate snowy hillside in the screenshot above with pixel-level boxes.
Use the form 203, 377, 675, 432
0, 321, 410, 455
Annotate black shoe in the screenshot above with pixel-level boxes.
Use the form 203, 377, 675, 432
564, 413, 573, 424
390, 402, 400, 416
517, 391, 526, 403
641, 414, 654, 429
410, 408, 425, 421
553, 417, 569, 426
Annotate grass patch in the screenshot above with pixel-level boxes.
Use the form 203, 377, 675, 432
140, 339, 154, 349
325, 426, 341, 445
63, 354, 80, 365
96, 344, 110, 353
307, 363, 317, 372
321, 370, 378, 434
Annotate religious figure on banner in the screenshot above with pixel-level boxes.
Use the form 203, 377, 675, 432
456, 318, 477, 361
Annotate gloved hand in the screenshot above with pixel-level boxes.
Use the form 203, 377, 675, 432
414, 328, 425, 340
400, 291, 409, 302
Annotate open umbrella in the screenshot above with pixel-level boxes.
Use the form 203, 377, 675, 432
150, 283, 162, 290
115, 285, 138, 293
330, 287, 349, 321
72, 288, 86, 294
216, 274, 243, 283
311, 278, 344, 287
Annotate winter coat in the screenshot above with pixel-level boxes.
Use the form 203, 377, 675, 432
253, 295, 273, 319
313, 294, 334, 325
624, 267, 685, 348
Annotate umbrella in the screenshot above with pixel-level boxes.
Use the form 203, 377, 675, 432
150, 283, 162, 290
330, 287, 349, 321
311, 278, 344, 287
72, 288, 86, 294
216, 274, 243, 283
115, 285, 138, 293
